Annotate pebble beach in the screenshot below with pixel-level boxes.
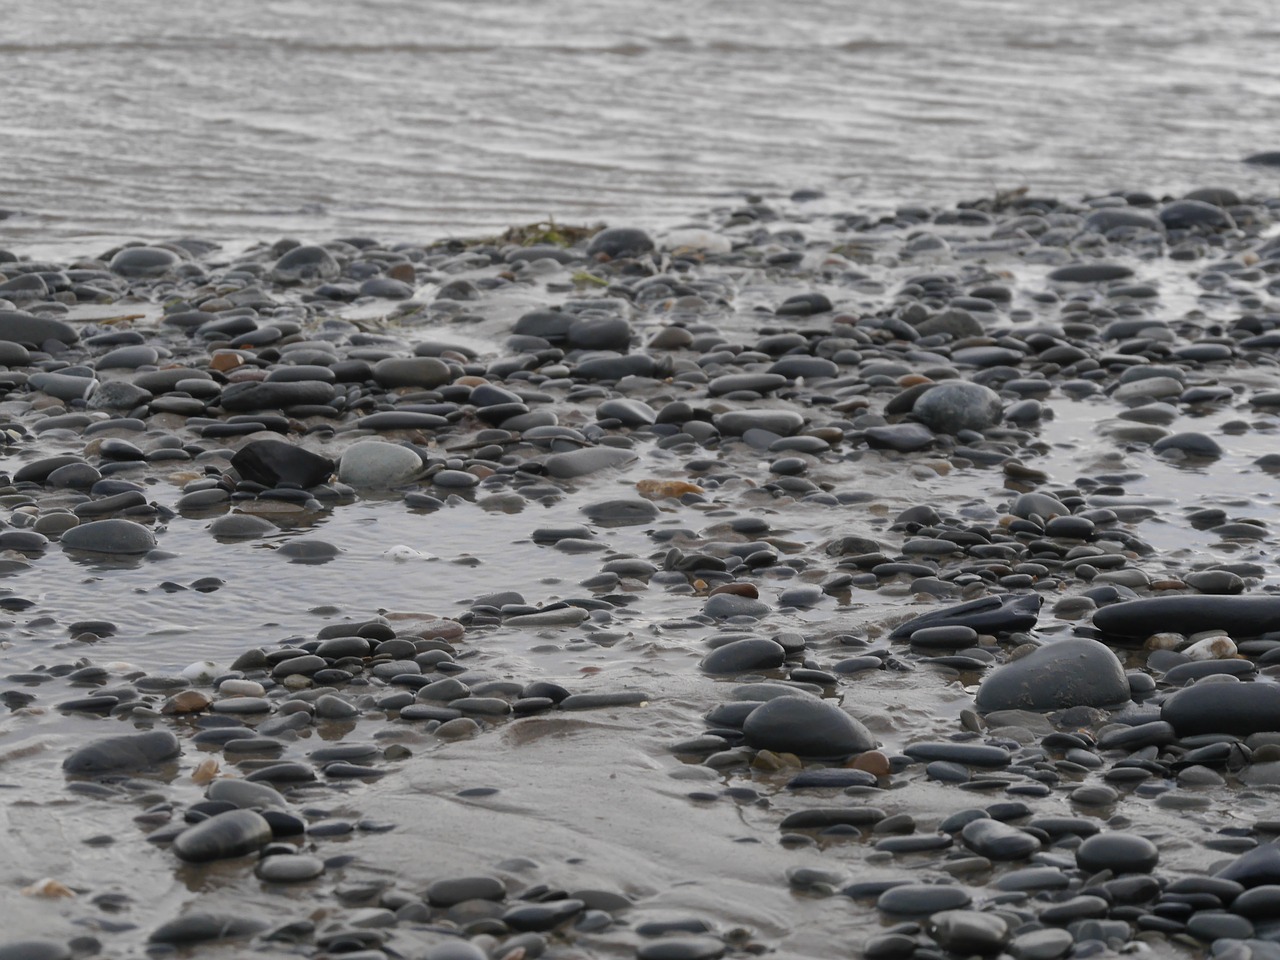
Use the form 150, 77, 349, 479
2, 184, 1280, 960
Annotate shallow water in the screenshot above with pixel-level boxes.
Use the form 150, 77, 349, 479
5, 0, 1280, 252
5, 5, 1280, 953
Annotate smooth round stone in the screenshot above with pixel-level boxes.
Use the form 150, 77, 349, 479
568, 316, 631, 351
864, 423, 936, 452
1010, 492, 1070, 520
742, 696, 874, 759
501, 898, 585, 931
338, 440, 425, 488
926, 910, 1009, 956
1185, 911, 1254, 940
426, 876, 507, 906
635, 937, 726, 960
709, 373, 787, 396
0, 309, 78, 345
702, 593, 771, 620
1153, 431, 1223, 458
0, 941, 71, 960
960, 818, 1040, 861
1070, 784, 1120, 806
1231, 884, 1280, 919
209, 514, 278, 540
587, 227, 654, 259
701, 638, 786, 674
1161, 678, 1280, 737
271, 244, 340, 283
974, 639, 1128, 712
206, 778, 287, 810
903, 742, 1010, 768
580, 497, 658, 526
1048, 263, 1135, 282
373, 356, 451, 389
62, 730, 180, 774
173, 808, 273, 862
877, 884, 972, 916
909, 625, 979, 650
504, 607, 589, 626
1009, 928, 1074, 960
544, 446, 635, 479
768, 356, 838, 379
778, 584, 824, 608
862, 933, 917, 960
714, 410, 805, 437
912, 382, 1004, 434
255, 853, 326, 882
28, 371, 97, 401
219, 380, 336, 411
148, 912, 269, 944
110, 245, 179, 277
1076, 832, 1158, 874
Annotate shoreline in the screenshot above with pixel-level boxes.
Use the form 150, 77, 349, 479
3, 187, 1280, 958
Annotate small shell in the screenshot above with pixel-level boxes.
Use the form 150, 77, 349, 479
22, 878, 75, 898
1183, 635, 1237, 660
191, 758, 220, 785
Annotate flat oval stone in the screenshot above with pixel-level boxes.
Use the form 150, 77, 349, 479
877, 884, 971, 916
173, 809, 273, 862
426, 875, 506, 906
373, 356, 451, 389
714, 410, 805, 437
1094, 595, 1280, 638
742, 696, 874, 759
702, 593, 771, 620
60, 518, 156, 556
903, 742, 1011, 768
1161, 679, 1280, 737
0, 941, 71, 960
975, 638, 1128, 712
544, 447, 635, 479
0, 309, 78, 345
63, 730, 180, 774
960, 818, 1041, 861
148, 912, 269, 944
702, 639, 788, 675
580, 498, 658, 526
110, 246, 179, 277
1075, 832, 1159, 874
255, 853, 326, 882
636, 937, 726, 960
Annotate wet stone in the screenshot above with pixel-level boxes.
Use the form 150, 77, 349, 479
926, 910, 1009, 956
173, 808, 273, 862
1075, 832, 1159, 874
960, 818, 1041, 861
635, 937, 726, 960
60, 518, 156, 556
742, 696, 875, 759
975, 639, 1129, 712
877, 884, 972, 916
63, 730, 180, 774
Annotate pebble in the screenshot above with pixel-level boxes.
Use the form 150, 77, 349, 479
741, 696, 875, 758
975, 638, 1130, 712
172, 808, 273, 862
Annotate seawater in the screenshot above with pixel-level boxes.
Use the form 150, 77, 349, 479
3, 0, 1280, 253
